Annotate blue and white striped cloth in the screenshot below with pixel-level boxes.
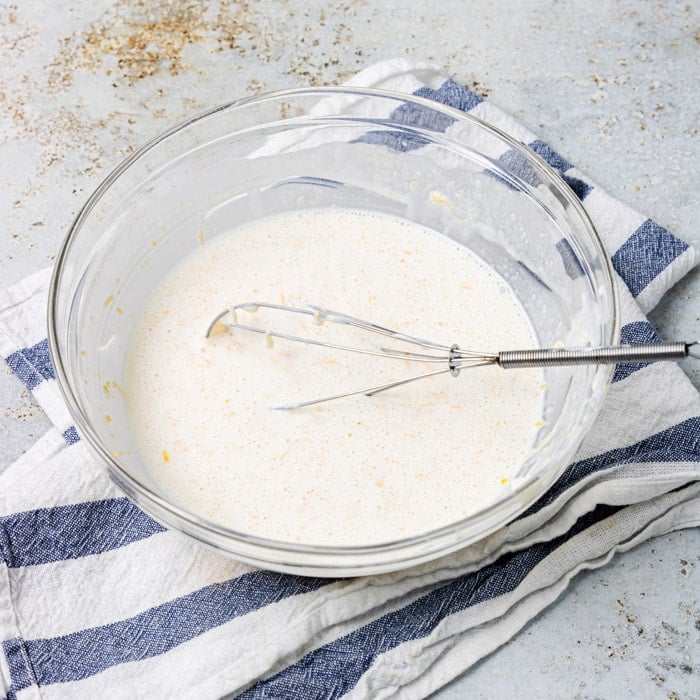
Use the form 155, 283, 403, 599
1, 59, 699, 699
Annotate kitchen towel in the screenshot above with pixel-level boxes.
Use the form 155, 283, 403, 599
1, 59, 698, 699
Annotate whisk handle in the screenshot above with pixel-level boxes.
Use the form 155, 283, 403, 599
498, 341, 697, 368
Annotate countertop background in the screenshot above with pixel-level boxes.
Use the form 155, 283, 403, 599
1, 1, 698, 697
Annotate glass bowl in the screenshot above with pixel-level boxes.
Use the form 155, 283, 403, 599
48, 87, 619, 576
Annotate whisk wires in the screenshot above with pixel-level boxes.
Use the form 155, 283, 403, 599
205, 302, 497, 409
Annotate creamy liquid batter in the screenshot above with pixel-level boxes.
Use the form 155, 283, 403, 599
125, 209, 545, 546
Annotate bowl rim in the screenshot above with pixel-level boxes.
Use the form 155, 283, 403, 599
47, 85, 620, 573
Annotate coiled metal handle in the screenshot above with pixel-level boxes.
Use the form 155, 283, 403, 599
498, 341, 697, 368
210, 302, 700, 408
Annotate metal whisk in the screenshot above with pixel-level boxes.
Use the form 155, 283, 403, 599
206, 302, 699, 410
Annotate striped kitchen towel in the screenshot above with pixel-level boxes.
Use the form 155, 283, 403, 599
1, 59, 699, 699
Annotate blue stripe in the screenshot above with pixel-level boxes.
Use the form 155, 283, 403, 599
2, 638, 37, 698
243, 504, 621, 698
354, 79, 482, 152
555, 238, 585, 279
5, 338, 54, 391
517, 260, 552, 291
62, 426, 81, 444
13, 572, 330, 685
497, 141, 592, 200
562, 173, 592, 200
413, 78, 483, 112
486, 141, 593, 200
354, 129, 433, 152
0, 498, 164, 568
354, 82, 592, 207
611, 219, 689, 297
520, 417, 700, 518
528, 140, 571, 172
613, 321, 663, 382
528, 141, 593, 198
497, 148, 539, 187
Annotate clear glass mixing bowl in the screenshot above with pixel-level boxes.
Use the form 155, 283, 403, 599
48, 87, 619, 576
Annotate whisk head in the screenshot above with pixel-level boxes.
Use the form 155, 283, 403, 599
205, 302, 497, 409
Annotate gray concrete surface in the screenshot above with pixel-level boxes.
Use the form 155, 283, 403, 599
1, 0, 698, 697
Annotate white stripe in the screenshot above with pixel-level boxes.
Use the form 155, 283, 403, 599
403, 494, 700, 700
515, 464, 699, 547
251, 63, 435, 158
0, 267, 52, 358
0, 429, 65, 491
29, 381, 74, 434
581, 186, 646, 259
14, 683, 42, 699
469, 100, 538, 145
348, 58, 446, 92
439, 486, 700, 642
346, 485, 700, 700
0, 441, 117, 513
442, 116, 511, 160
0, 563, 17, 694
34, 576, 422, 699
575, 360, 700, 462
11, 523, 451, 660
367, 461, 698, 595
394, 503, 699, 700
9, 531, 251, 638
617, 277, 647, 322
635, 245, 699, 314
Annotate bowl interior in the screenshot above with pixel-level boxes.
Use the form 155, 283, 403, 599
50, 88, 617, 574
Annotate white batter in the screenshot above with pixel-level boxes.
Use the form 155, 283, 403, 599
125, 209, 545, 546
